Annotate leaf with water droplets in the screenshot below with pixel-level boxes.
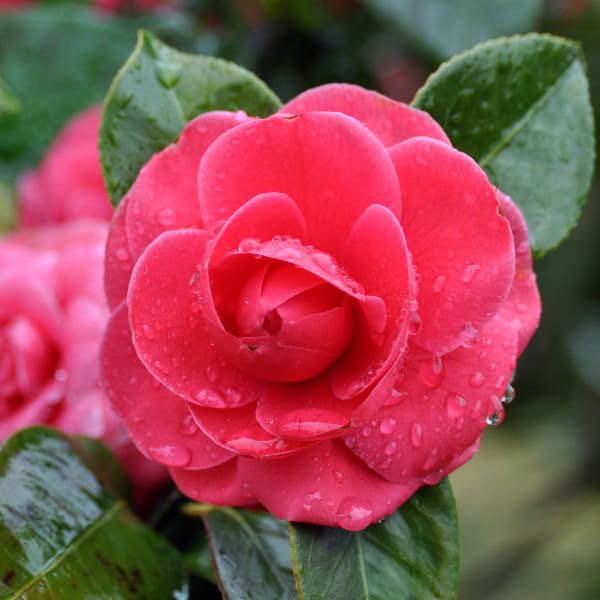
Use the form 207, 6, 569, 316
100, 30, 282, 205
200, 506, 296, 600
413, 33, 595, 257
290, 479, 458, 600
0, 427, 187, 599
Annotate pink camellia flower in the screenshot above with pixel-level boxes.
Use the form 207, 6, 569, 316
0, 220, 167, 506
101, 83, 541, 530
18, 106, 114, 227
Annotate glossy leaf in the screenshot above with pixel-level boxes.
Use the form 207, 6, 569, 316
197, 506, 296, 600
414, 34, 595, 257
363, 0, 541, 62
100, 30, 282, 205
290, 479, 458, 600
0, 427, 188, 600
0, 77, 20, 116
0, 7, 139, 181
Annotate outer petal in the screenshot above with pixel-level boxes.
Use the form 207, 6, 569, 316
104, 197, 134, 310
170, 458, 257, 507
125, 111, 252, 260
256, 374, 362, 441
348, 314, 519, 484
128, 228, 266, 408
332, 204, 413, 398
281, 83, 450, 147
101, 301, 233, 469
390, 138, 515, 354
239, 439, 420, 531
198, 111, 401, 254
188, 403, 306, 458
496, 191, 541, 354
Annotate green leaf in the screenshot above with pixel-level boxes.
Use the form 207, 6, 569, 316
100, 30, 282, 205
289, 479, 458, 600
0, 427, 188, 599
363, 0, 541, 62
413, 33, 595, 257
0, 7, 141, 182
198, 506, 296, 600
0, 77, 20, 116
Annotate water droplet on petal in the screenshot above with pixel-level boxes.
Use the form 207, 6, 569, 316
417, 355, 444, 388
433, 274, 447, 293
446, 393, 467, 418
238, 237, 261, 252
384, 441, 397, 455
195, 388, 226, 408
379, 418, 397, 435
383, 388, 408, 407
179, 414, 198, 436
333, 469, 344, 483
274, 247, 302, 261
205, 366, 218, 383
157, 207, 176, 226
361, 425, 372, 438
502, 384, 516, 404
410, 422, 423, 448
54, 369, 68, 382
311, 252, 338, 274
115, 247, 129, 262
469, 372, 485, 388
335, 497, 374, 531
408, 312, 422, 335
462, 264, 481, 283
148, 444, 191, 467
141, 323, 155, 340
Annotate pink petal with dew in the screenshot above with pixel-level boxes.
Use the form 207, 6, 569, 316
256, 373, 363, 441
332, 204, 414, 399
101, 302, 233, 469
128, 228, 265, 409
281, 83, 450, 147
198, 111, 401, 254
188, 402, 307, 458
170, 457, 257, 507
348, 313, 519, 484
105, 197, 135, 310
496, 191, 541, 354
390, 138, 515, 355
239, 438, 420, 531
125, 111, 251, 260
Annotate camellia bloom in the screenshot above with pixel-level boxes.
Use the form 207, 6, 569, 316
18, 106, 114, 227
101, 83, 541, 530
0, 220, 166, 505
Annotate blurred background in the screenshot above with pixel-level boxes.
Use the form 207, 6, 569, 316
1, 0, 598, 597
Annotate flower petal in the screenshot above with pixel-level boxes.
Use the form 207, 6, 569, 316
496, 191, 541, 354
198, 111, 401, 254
104, 197, 135, 310
128, 228, 265, 408
331, 204, 413, 398
124, 111, 252, 260
170, 458, 257, 506
390, 137, 515, 354
348, 314, 519, 484
239, 439, 420, 530
101, 301, 233, 469
281, 83, 451, 147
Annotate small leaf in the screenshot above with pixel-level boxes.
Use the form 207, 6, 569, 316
0, 427, 187, 599
200, 506, 296, 600
0, 77, 20, 116
363, 0, 541, 62
100, 30, 282, 205
290, 479, 458, 600
413, 33, 595, 257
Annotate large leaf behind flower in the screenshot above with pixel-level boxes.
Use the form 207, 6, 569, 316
413, 34, 595, 257
0, 427, 187, 599
289, 479, 458, 600
0, 77, 20, 116
100, 31, 282, 205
